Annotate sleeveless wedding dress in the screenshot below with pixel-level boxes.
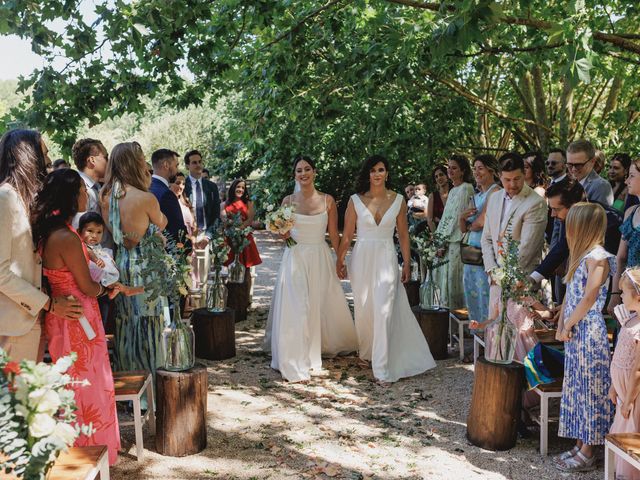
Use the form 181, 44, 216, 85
265, 198, 358, 382
349, 193, 436, 382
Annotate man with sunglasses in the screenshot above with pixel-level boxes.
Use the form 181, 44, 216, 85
566, 139, 613, 206
546, 148, 567, 184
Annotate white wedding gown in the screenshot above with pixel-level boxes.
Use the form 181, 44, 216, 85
349, 193, 436, 382
264, 208, 358, 382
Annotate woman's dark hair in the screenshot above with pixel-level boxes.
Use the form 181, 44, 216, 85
355, 154, 390, 194
449, 154, 474, 184
0, 129, 48, 215
31, 169, 83, 250
473, 154, 499, 183
292, 155, 316, 173
78, 211, 105, 232
610, 152, 632, 199
523, 151, 548, 188
226, 178, 250, 206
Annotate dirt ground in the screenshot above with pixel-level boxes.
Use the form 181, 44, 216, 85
111, 231, 602, 480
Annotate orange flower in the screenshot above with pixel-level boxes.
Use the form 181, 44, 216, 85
2, 361, 20, 376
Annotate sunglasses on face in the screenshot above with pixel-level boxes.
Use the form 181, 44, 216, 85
567, 160, 591, 170
546, 161, 559, 166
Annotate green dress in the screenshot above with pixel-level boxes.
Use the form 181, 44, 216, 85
434, 182, 474, 310
108, 182, 169, 376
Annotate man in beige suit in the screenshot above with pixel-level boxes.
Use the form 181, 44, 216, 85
482, 152, 548, 283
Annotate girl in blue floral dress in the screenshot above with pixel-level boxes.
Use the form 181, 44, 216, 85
556, 202, 614, 473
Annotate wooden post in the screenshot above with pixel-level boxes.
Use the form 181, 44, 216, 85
404, 280, 420, 307
226, 269, 251, 322
412, 306, 449, 360
466, 357, 524, 451
155, 364, 208, 456
191, 308, 236, 360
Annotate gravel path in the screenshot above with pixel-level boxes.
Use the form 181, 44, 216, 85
111, 231, 601, 480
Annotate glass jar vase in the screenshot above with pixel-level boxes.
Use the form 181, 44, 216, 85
206, 271, 227, 313
161, 308, 195, 371
419, 268, 441, 310
227, 253, 246, 284
484, 307, 517, 364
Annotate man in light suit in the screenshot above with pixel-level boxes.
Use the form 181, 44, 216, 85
567, 139, 613, 206
482, 152, 548, 283
149, 149, 187, 243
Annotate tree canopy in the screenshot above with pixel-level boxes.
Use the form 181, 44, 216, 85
2, 0, 640, 204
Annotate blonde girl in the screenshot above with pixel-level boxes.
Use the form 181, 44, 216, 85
555, 202, 615, 473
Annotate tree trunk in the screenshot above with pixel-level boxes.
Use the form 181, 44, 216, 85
412, 306, 449, 360
191, 308, 236, 360
226, 269, 251, 322
558, 75, 574, 147
532, 65, 548, 152
603, 75, 623, 118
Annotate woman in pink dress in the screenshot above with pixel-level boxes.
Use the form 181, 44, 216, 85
609, 268, 640, 480
32, 169, 122, 465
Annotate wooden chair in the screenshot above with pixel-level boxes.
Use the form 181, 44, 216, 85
605, 433, 640, 479
48, 445, 109, 480
449, 308, 469, 360
527, 378, 563, 455
113, 370, 155, 460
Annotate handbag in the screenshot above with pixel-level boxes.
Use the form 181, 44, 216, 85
460, 232, 484, 266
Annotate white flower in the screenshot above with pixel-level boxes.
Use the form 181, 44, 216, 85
492, 268, 505, 285
52, 354, 75, 374
266, 204, 274, 212
52, 422, 77, 446
29, 413, 57, 438
29, 388, 61, 415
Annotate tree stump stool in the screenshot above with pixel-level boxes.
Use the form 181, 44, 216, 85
226, 269, 251, 322
156, 364, 208, 456
191, 308, 236, 360
466, 357, 524, 451
412, 306, 449, 360
404, 280, 420, 307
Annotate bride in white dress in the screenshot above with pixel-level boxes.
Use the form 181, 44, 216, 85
264, 156, 358, 382
337, 155, 436, 383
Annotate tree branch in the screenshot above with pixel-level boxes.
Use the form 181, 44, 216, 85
448, 42, 565, 58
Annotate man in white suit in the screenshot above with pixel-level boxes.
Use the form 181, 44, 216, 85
482, 152, 548, 284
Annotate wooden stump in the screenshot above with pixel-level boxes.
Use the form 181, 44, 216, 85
226, 269, 251, 322
404, 280, 420, 307
191, 308, 236, 360
466, 357, 524, 451
412, 306, 449, 360
155, 364, 208, 456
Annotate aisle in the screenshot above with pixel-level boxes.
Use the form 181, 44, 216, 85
111, 231, 599, 480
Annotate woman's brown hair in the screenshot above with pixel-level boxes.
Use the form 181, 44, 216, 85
101, 142, 150, 200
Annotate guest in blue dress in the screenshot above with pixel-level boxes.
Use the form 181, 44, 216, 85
460, 155, 500, 335
556, 203, 614, 473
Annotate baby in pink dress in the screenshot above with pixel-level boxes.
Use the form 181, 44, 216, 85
609, 268, 640, 480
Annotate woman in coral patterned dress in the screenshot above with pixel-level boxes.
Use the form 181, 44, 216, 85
32, 169, 122, 465
223, 178, 262, 267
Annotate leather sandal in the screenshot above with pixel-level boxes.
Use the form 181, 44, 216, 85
553, 445, 580, 463
555, 450, 597, 472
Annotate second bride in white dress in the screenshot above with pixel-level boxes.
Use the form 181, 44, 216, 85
337, 155, 436, 383
264, 156, 358, 382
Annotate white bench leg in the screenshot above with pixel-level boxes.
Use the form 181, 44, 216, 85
449, 317, 454, 348
473, 337, 478, 365
133, 397, 144, 461
604, 442, 615, 480
540, 392, 549, 456
98, 450, 110, 480
146, 376, 156, 436
459, 321, 464, 360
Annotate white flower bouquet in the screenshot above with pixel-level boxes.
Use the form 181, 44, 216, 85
411, 222, 450, 271
265, 204, 296, 247
0, 348, 93, 479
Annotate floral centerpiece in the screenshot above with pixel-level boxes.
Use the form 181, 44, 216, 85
265, 203, 296, 247
224, 213, 253, 283
0, 349, 93, 479
206, 225, 231, 312
411, 222, 449, 310
485, 231, 538, 364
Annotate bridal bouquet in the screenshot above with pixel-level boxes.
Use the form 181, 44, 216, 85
0, 349, 93, 479
265, 204, 296, 247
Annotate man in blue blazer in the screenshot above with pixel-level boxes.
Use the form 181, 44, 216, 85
150, 149, 188, 243
183, 149, 220, 249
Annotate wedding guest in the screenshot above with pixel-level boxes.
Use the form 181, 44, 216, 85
150, 148, 187, 243
523, 151, 548, 197
170, 172, 195, 237
33, 169, 121, 465
202, 168, 210, 180
52, 158, 69, 170
555, 202, 614, 473
223, 179, 262, 268
183, 149, 220, 248
408, 183, 429, 226
338, 155, 435, 383
459, 155, 500, 341
100, 142, 169, 380
610, 158, 640, 315
546, 149, 567, 185
433, 154, 474, 310
594, 149, 606, 175
0, 129, 81, 362
567, 139, 613, 206
609, 267, 640, 480
404, 183, 415, 201
609, 152, 631, 213
426, 165, 450, 232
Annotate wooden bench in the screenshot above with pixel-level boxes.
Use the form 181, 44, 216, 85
605, 433, 640, 479
449, 308, 469, 360
49, 445, 109, 480
527, 378, 563, 455
113, 370, 155, 460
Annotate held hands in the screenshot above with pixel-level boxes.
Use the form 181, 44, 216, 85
52, 296, 83, 320
609, 386, 618, 405
195, 237, 209, 249
400, 262, 410, 283
460, 208, 477, 221
336, 259, 347, 280
555, 325, 572, 342
608, 293, 621, 316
